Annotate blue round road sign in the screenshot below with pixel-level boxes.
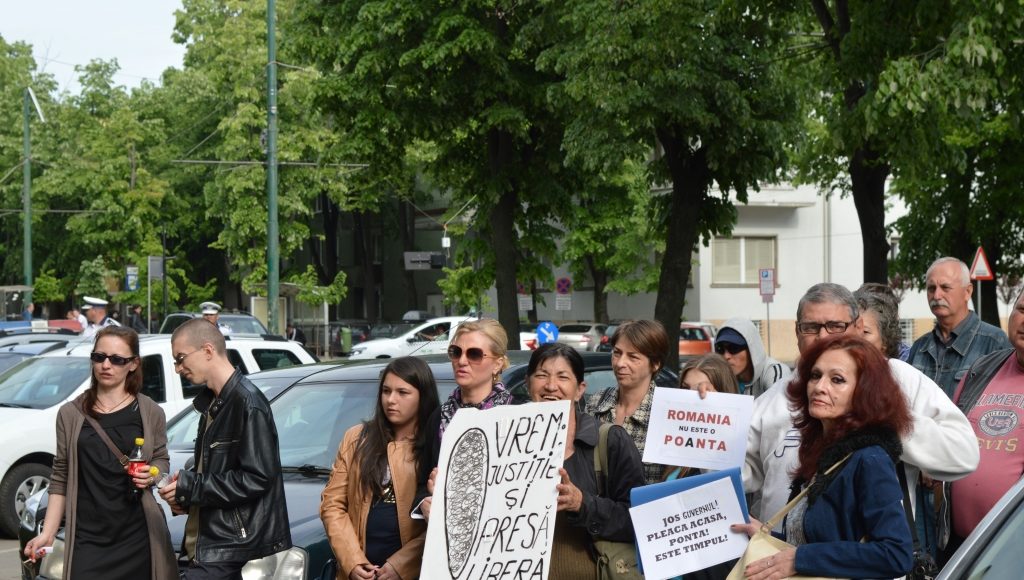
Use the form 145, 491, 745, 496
536, 321, 559, 345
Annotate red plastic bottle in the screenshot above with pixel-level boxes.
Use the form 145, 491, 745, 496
127, 437, 146, 492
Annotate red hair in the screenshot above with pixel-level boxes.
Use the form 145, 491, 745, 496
787, 334, 912, 482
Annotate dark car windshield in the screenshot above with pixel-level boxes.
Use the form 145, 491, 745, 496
0, 356, 91, 409
274, 382, 378, 469
221, 315, 269, 335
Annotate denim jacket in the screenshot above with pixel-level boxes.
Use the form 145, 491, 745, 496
907, 311, 1010, 398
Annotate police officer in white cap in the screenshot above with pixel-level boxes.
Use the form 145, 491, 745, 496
200, 301, 232, 336
81, 296, 120, 338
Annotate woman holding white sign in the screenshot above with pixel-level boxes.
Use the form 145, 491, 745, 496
730, 335, 914, 579
320, 357, 441, 580
528, 343, 646, 580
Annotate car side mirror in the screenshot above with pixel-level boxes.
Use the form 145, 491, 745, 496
408, 337, 418, 343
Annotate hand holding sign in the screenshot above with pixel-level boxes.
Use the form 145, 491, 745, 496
644, 388, 753, 471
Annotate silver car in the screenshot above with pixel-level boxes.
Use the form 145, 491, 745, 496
938, 476, 1024, 579
556, 323, 608, 352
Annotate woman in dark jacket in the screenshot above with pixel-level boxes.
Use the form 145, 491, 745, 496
527, 343, 645, 580
24, 326, 177, 579
732, 335, 914, 579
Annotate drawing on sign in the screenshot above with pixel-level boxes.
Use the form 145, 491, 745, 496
446, 428, 489, 576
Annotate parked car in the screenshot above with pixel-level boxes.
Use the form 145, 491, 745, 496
367, 322, 416, 340
556, 322, 609, 352
688, 321, 719, 340
0, 342, 66, 375
0, 333, 314, 538
519, 322, 539, 350
937, 476, 1024, 580
678, 323, 713, 360
328, 319, 371, 355
22, 352, 678, 579
0, 327, 78, 349
595, 324, 619, 352
159, 311, 270, 335
348, 316, 478, 359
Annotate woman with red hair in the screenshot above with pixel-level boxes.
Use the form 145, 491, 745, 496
732, 335, 914, 579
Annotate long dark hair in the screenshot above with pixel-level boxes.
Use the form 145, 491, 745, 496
83, 326, 142, 418
787, 334, 912, 482
357, 357, 441, 496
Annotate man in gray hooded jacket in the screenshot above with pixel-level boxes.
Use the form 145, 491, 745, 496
714, 317, 791, 398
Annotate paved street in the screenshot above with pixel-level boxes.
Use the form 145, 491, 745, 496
0, 539, 22, 580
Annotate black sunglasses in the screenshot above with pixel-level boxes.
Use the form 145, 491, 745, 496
714, 343, 745, 356
89, 352, 136, 366
447, 345, 493, 364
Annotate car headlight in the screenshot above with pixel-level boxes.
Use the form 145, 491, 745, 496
242, 546, 307, 580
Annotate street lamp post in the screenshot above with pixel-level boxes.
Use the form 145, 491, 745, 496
22, 87, 45, 303
266, 0, 280, 334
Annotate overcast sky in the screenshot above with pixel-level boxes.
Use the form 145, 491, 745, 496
2, 0, 186, 94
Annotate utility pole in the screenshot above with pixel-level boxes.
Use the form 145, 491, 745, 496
22, 88, 45, 303
266, 0, 280, 334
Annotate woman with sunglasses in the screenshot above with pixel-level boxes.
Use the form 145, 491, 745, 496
24, 326, 176, 579
527, 343, 645, 579
713, 317, 791, 398
321, 357, 441, 580
586, 319, 670, 484
417, 319, 513, 517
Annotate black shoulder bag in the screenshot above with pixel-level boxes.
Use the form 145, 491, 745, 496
897, 463, 940, 580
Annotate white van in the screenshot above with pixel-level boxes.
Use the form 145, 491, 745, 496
0, 334, 314, 537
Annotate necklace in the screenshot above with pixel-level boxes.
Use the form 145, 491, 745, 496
95, 392, 133, 414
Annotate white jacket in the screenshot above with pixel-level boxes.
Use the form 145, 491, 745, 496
743, 358, 979, 530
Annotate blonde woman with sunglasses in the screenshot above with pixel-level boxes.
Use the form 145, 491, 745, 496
24, 326, 177, 579
415, 319, 514, 518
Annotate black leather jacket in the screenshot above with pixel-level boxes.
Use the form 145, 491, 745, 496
175, 370, 292, 563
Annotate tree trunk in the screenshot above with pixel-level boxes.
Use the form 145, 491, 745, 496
487, 127, 521, 344
587, 255, 609, 323
397, 198, 419, 311
849, 146, 890, 284
653, 127, 711, 372
353, 210, 379, 322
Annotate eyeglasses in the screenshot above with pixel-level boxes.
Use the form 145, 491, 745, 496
173, 349, 201, 366
447, 345, 495, 364
89, 352, 136, 366
795, 320, 854, 335
715, 343, 745, 356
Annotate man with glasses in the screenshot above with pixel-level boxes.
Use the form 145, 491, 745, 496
158, 319, 291, 579
714, 317, 791, 398
743, 282, 978, 529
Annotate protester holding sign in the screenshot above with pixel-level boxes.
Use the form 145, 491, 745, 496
587, 319, 672, 484
731, 335, 914, 579
418, 319, 514, 516
528, 343, 645, 579
320, 357, 441, 580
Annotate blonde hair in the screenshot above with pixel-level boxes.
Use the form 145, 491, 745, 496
452, 319, 511, 372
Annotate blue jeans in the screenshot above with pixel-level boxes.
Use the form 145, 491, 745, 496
916, 486, 939, 558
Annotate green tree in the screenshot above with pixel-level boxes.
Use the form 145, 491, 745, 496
541, 0, 799, 368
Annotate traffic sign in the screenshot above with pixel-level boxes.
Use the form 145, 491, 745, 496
536, 321, 559, 344
555, 277, 573, 295
969, 247, 994, 281
759, 268, 776, 296
125, 266, 139, 292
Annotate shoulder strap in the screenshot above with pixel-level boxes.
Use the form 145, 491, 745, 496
896, 462, 924, 551
763, 452, 852, 531
75, 399, 129, 466
593, 422, 613, 496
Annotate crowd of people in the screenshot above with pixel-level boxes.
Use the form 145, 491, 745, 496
21, 254, 1024, 579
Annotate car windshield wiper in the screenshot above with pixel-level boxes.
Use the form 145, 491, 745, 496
0, 402, 32, 408
282, 464, 331, 477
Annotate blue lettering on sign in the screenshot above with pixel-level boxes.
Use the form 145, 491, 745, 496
536, 322, 559, 345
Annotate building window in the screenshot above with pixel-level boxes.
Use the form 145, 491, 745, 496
889, 236, 900, 261
899, 319, 914, 345
712, 236, 777, 285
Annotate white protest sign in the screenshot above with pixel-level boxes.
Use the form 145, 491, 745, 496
643, 387, 753, 470
421, 400, 570, 580
630, 476, 748, 580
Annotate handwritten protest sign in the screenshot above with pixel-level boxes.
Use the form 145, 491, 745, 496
421, 401, 570, 580
643, 387, 753, 470
630, 475, 748, 580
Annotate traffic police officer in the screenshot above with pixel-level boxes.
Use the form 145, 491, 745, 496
81, 296, 120, 338
200, 301, 232, 336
